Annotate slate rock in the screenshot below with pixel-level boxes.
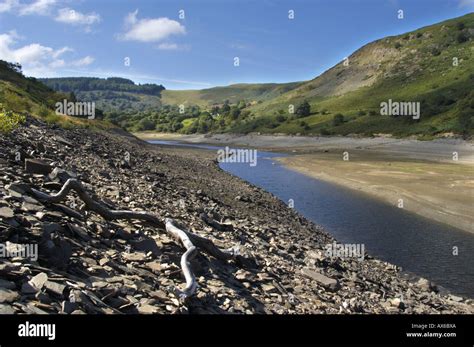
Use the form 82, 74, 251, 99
0, 288, 20, 303
25, 159, 53, 175
0, 304, 15, 314
0, 279, 16, 290
301, 267, 340, 292
44, 280, 66, 297
0, 207, 15, 219
29, 272, 48, 290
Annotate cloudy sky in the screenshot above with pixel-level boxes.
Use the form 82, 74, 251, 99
0, 0, 472, 89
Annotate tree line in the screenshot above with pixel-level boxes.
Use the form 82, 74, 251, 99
39, 77, 165, 96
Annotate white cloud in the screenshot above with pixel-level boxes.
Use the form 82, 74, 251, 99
19, 0, 56, 16
0, 31, 93, 76
0, 0, 19, 13
1, 2, 101, 31
11, 43, 55, 62
49, 59, 64, 68
0, 32, 55, 63
120, 10, 185, 43
71, 55, 94, 66
52, 46, 73, 58
55, 7, 100, 26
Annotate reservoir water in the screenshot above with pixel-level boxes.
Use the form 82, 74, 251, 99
150, 140, 474, 297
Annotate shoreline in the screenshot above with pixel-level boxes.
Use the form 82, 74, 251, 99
276, 153, 473, 234
135, 132, 474, 163
137, 132, 474, 234
2, 118, 472, 314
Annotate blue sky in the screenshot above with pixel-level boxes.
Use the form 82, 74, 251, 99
0, 0, 473, 89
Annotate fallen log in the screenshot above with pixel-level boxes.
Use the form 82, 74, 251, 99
25, 178, 245, 300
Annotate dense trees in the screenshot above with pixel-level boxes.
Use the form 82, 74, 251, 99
456, 32, 468, 43
0, 61, 22, 74
295, 100, 311, 117
103, 98, 260, 134
333, 114, 345, 126
457, 91, 474, 137
40, 77, 165, 96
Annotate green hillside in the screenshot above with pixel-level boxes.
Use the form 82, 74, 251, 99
235, 13, 474, 137
161, 82, 303, 107
0, 60, 114, 130
33, 13, 474, 138
40, 77, 302, 132
0, 61, 64, 115
135, 13, 474, 138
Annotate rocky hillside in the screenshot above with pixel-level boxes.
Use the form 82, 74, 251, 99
0, 117, 472, 314
239, 13, 474, 136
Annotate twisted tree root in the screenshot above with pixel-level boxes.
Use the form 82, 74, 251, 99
26, 178, 244, 300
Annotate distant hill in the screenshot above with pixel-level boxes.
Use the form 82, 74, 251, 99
39, 77, 165, 113
161, 82, 303, 107
138, 13, 474, 138
40, 77, 303, 131
33, 13, 474, 138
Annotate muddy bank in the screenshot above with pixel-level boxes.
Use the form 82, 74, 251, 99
136, 132, 474, 233
134, 132, 474, 164
0, 119, 472, 314
277, 152, 474, 234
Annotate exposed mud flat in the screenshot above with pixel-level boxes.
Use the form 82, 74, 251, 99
135, 132, 474, 164
277, 152, 474, 233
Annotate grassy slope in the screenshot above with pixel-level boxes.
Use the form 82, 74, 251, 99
162, 82, 303, 107
236, 13, 474, 137
0, 62, 114, 130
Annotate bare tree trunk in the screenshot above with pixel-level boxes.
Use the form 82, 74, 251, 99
25, 178, 247, 300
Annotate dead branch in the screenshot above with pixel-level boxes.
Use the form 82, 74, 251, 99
165, 218, 198, 299
26, 178, 245, 300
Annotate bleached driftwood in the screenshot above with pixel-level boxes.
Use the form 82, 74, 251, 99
165, 218, 198, 299
26, 178, 243, 300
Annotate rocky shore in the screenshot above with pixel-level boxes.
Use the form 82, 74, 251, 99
0, 117, 472, 314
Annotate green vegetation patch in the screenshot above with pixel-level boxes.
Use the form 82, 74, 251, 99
0, 103, 25, 133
